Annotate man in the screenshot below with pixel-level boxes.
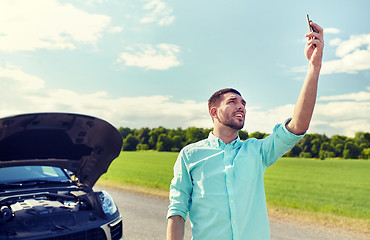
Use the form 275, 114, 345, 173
167, 21, 324, 240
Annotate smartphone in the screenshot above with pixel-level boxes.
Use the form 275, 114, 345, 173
306, 14, 313, 32
306, 14, 317, 47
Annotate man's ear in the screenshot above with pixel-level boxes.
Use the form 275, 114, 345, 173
210, 107, 217, 119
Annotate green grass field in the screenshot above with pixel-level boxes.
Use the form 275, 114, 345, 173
99, 151, 370, 221
100, 151, 177, 190
264, 158, 369, 219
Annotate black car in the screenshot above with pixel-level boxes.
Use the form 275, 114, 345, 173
0, 113, 123, 240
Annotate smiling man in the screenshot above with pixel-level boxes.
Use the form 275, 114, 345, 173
167, 21, 324, 240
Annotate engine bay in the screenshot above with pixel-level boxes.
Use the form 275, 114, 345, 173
0, 190, 109, 239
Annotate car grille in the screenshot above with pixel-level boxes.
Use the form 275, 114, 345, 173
110, 219, 123, 240
40, 228, 107, 240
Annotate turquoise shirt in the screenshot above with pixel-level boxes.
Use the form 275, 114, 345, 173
167, 120, 304, 240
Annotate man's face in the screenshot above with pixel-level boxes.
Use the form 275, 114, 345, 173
214, 92, 246, 130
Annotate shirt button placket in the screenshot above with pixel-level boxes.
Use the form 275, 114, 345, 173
224, 145, 239, 239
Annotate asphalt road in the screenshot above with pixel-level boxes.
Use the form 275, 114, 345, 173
96, 186, 365, 240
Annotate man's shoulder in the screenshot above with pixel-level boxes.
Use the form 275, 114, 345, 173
179, 138, 215, 157
179, 138, 215, 163
182, 138, 210, 152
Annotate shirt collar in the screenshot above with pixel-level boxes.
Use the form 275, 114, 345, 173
208, 132, 243, 149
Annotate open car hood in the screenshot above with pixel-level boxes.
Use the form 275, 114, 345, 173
0, 113, 123, 187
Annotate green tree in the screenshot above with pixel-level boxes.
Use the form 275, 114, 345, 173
203, 128, 212, 138
149, 127, 167, 149
296, 135, 312, 158
168, 128, 185, 138
122, 134, 139, 151
171, 135, 183, 152
136, 143, 149, 151
156, 133, 172, 151
186, 127, 206, 144
286, 145, 302, 157
319, 142, 335, 160
137, 127, 151, 145
330, 135, 347, 157
116, 124, 369, 156
299, 152, 312, 158
310, 139, 321, 158
333, 143, 344, 157
319, 150, 335, 160
249, 131, 267, 139
168, 128, 186, 146
299, 135, 312, 153
238, 130, 249, 140
361, 148, 370, 159
330, 135, 347, 146
343, 141, 362, 159
354, 132, 370, 148
118, 127, 133, 139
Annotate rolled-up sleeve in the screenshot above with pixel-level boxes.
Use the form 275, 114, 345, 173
167, 149, 192, 221
261, 118, 305, 167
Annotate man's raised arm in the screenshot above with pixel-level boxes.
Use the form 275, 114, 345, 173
286, 21, 324, 135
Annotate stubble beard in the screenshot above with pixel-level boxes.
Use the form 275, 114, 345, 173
220, 113, 245, 131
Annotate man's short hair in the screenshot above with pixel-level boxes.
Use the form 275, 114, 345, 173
208, 88, 242, 111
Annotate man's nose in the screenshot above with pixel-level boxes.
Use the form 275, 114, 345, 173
237, 102, 245, 110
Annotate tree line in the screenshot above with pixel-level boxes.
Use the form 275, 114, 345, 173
118, 126, 370, 159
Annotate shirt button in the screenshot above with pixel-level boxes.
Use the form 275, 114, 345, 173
233, 220, 236, 224
230, 200, 233, 203
227, 180, 230, 183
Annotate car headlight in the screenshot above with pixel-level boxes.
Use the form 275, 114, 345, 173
98, 191, 117, 215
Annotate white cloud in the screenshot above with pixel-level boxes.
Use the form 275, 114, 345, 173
140, 0, 175, 26
321, 34, 370, 74
83, 0, 108, 6
318, 90, 370, 101
331, 34, 370, 57
0, 64, 45, 92
116, 44, 181, 70
244, 105, 295, 134
1, 64, 368, 137
324, 28, 340, 34
312, 89, 370, 136
292, 33, 370, 75
245, 89, 370, 137
309, 100, 370, 137
0, 63, 207, 129
108, 26, 123, 33
12, 91, 209, 129
0, 0, 111, 52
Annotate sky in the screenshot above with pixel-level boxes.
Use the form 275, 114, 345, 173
0, 0, 369, 137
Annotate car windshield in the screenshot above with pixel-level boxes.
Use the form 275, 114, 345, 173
0, 166, 69, 184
